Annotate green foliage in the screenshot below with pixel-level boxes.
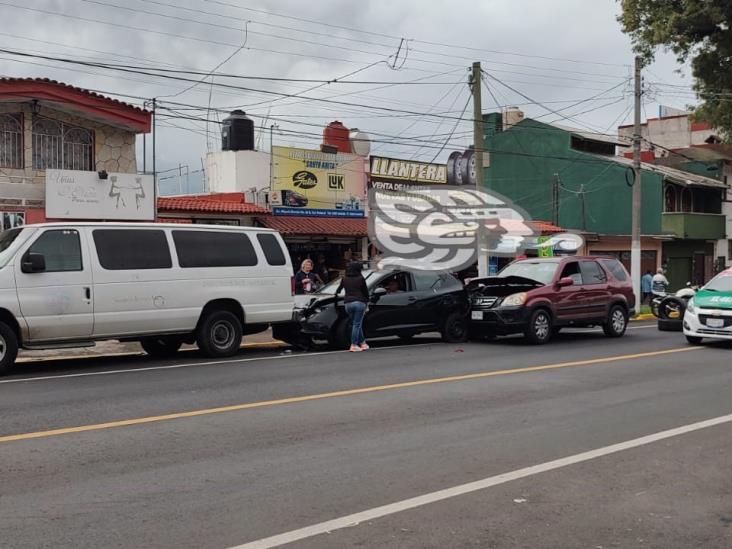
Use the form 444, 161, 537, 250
618, 1, 732, 140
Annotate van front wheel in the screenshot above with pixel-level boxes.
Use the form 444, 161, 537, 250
197, 310, 242, 358
140, 336, 183, 358
0, 322, 18, 375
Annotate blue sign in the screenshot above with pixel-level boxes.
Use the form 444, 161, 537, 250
272, 207, 365, 218
489, 257, 498, 276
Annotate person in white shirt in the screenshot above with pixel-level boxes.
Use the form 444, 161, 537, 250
652, 268, 669, 295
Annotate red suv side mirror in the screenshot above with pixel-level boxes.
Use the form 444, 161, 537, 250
556, 276, 574, 288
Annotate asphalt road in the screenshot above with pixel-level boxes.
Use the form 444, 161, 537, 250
1, 322, 731, 549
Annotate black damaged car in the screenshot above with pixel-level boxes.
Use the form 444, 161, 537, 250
273, 268, 469, 349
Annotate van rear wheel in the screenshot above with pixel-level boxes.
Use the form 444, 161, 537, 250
196, 310, 243, 358
0, 322, 19, 375
140, 336, 182, 358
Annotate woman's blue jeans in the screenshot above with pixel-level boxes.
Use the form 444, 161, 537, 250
344, 301, 366, 346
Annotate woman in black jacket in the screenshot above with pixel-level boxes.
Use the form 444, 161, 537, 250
336, 261, 370, 352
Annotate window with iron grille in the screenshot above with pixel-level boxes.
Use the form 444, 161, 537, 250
32, 118, 93, 170
0, 113, 23, 169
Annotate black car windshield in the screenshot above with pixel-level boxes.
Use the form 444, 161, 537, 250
317, 270, 378, 295
703, 271, 732, 292
498, 260, 559, 285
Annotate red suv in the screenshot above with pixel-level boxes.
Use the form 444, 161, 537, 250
467, 256, 635, 344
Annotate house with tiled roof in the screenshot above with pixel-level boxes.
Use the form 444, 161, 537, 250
0, 78, 151, 226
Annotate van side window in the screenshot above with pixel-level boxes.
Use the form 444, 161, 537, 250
256, 233, 287, 266
173, 230, 257, 268
93, 229, 172, 270
28, 229, 82, 272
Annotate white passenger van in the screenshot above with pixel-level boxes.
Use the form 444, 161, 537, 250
0, 223, 294, 374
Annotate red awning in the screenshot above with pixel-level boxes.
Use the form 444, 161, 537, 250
158, 194, 268, 215
256, 216, 368, 237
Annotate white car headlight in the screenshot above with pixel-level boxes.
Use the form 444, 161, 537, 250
685, 298, 695, 314
502, 292, 527, 307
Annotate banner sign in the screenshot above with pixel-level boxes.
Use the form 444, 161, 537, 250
272, 207, 365, 218
46, 170, 154, 221
272, 146, 365, 217
369, 156, 448, 184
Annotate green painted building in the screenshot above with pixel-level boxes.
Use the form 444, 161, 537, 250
482, 112, 727, 289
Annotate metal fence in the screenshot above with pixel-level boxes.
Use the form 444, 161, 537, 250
0, 114, 23, 169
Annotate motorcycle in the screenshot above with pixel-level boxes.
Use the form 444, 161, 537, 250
650, 282, 698, 331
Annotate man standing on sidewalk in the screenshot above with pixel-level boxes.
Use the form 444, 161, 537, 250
641, 270, 653, 303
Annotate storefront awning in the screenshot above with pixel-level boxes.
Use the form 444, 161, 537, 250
256, 216, 368, 237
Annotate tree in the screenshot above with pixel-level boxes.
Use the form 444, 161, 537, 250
618, 1, 732, 140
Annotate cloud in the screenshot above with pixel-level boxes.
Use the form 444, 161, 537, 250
0, 0, 696, 195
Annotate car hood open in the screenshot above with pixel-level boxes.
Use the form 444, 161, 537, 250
466, 275, 544, 297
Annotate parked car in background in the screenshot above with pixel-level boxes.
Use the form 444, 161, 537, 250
683, 268, 732, 344
273, 268, 469, 348
0, 223, 294, 374
467, 256, 635, 344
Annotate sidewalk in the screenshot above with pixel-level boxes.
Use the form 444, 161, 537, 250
18, 328, 281, 363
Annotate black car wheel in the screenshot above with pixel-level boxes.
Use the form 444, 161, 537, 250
686, 335, 703, 345
0, 322, 19, 376
524, 309, 553, 344
196, 310, 242, 358
140, 336, 183, 357
603, 305, 628, 338
441, 312, 467, 343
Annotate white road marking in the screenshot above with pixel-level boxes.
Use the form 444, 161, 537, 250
0, 343, 436, 384
231, 412, 732, 549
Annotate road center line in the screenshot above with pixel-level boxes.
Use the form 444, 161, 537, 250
0, 346, 699, 444
230, 411, 732, 549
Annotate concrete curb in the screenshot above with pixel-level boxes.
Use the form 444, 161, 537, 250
632, 314, 656, 321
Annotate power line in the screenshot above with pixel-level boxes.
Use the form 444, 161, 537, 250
200, 0, 630, 68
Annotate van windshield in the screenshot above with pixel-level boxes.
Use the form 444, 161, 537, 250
0, 227, 26, 268
0, 228, 22, 254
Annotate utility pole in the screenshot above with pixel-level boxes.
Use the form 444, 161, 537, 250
631, 56, 643, 309
269, 123, 278, 191
472, 61, 488, 277
152, 97, 157, 220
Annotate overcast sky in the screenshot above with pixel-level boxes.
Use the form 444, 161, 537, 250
0, 0, 698, 194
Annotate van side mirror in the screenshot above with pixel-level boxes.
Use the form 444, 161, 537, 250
21, 252, 46, 273
556, 276, 574, 288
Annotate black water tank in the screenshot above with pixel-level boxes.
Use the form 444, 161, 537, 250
221, 110, 254, 151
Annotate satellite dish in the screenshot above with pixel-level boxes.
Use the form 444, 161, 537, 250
349, 129, 371, 156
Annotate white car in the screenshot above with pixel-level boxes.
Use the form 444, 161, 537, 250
0, 223, 294, 374
682, 268, 732, 344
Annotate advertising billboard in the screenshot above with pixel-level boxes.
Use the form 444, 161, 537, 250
368, 156, 448, 192
271, 146, 366, 218
46, 170, 155, 221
